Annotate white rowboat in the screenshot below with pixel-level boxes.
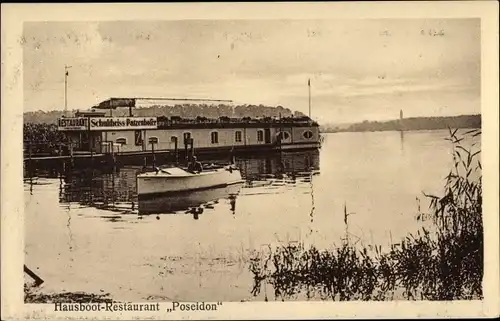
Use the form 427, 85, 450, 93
136, 166, 243, 197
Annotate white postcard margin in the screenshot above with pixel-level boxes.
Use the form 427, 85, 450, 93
1, 2, 499, 320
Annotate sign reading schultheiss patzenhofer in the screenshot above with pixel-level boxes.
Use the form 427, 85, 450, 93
58, 117, 158, 131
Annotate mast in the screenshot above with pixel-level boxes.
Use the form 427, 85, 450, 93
279, 112, 283, 174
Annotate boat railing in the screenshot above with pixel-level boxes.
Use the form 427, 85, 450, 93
157, 116, 317, 127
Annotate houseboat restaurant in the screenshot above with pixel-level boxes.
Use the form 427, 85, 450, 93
57, 98, 321, 158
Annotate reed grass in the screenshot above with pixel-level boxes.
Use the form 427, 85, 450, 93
249, 128, 482, 301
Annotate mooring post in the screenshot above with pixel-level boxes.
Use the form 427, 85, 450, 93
151, 142, 156, 169
111, 142, 116, 167
174, 139, 178, 165
59, 164, 63, 184
67, 142, 73, 168
90, 142, 94, 168
28, 142, 32, 177
55, 143, 66, 172
58, 143, 63, 170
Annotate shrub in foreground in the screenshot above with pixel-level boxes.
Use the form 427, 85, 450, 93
249, 129, 482, 301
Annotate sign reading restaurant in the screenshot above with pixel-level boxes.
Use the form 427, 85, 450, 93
58, 117, 88, 131
58, 117, 158, 131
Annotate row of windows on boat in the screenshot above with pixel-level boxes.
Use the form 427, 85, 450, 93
114, 130, 315, 146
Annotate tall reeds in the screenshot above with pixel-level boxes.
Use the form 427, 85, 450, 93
249, 129, 482, 301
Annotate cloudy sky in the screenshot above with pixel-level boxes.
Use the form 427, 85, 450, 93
23, 19, 480, 123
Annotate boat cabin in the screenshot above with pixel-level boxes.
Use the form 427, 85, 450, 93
57, 98, 321, 155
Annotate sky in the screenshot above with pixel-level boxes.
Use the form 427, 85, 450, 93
23, 19, 481, 123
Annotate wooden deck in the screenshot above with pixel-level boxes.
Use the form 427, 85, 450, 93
23, 144, 319, 168
24, 150, 170, 162
24, 153, 106, 162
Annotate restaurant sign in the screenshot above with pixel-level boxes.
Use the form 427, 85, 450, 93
58, 117, 88, 131
58, 117, 158, 131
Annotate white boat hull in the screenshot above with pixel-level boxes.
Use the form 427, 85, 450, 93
137, 166, 243, 197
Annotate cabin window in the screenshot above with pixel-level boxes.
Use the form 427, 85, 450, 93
183, 132, 192, 144
148, 137, 159, 144
170, 136, 178, 144
235, 131, 242, 143
116, 137, 127, 145
211, 131, 219, 144
257, 130, 264, 142
303, 130, 313, 139
278, 131, 290, 140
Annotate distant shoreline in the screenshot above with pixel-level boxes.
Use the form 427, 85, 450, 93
322, 127, 481, 134
320, 114, 481, 133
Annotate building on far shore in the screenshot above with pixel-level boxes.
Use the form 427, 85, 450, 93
57, 98, 321, 157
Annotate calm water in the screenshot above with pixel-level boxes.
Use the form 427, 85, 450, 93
24, 130, 480, 302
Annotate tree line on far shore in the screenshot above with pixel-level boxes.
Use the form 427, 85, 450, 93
321, 114, 481, 133
23, 104, 306, 124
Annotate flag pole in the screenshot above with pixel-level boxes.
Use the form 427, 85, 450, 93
64, 65, 72, 117
308, 78, 311, 119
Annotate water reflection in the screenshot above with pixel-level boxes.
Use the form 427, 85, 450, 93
137, 183, 244, 216
38, 150, 320, 214
60, 167, 138, 213
400, 130, 405, 154
235, 150, 320, 181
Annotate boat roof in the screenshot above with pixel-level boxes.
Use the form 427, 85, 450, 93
138, 166, 226, 178
159, 167, 192, 176
137, 167, 194, 177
